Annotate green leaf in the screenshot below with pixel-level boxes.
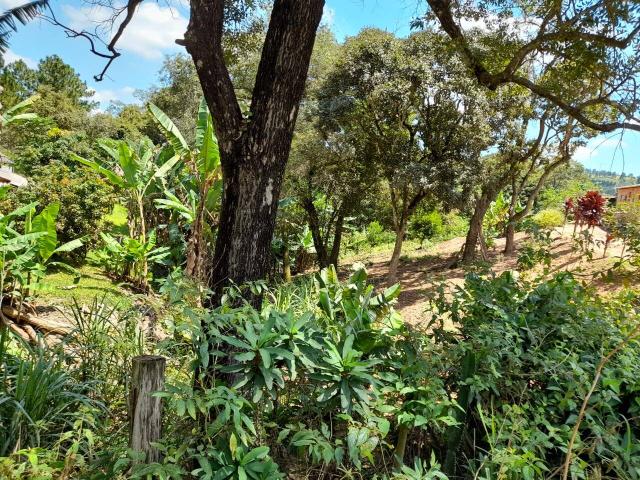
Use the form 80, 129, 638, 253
71, 153, 125, 188
195, 98, 221, 178
148, 103, 189, 155
241, 446, 269, 465
54, 238, 84, 254
31, 202, 59, 261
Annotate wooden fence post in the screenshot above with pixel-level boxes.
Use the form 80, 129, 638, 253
130, 355, 166, 464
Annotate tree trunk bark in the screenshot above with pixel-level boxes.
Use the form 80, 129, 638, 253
209, 155, 286, 305
388, 221, 406, 284
185, 198, 206, 280
303, 198, 330, 268
130, 355, 166, 465
328, 210, 345, 268
283, 245, 291, 282
504, 222, 516, 255
185, 0, 325, 305
462, 194, 492, 263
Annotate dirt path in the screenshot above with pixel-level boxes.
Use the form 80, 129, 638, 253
343, 225, 630, 325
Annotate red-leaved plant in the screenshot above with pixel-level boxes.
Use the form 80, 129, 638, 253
577, 191, 606, 227
563, 197, 574, 225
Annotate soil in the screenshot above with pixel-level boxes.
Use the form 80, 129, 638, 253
342, 224, 632, 325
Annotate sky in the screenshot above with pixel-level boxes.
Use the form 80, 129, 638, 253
3, 0, 640, 176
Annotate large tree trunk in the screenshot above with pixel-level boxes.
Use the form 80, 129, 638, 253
185, 0, 325, 305
462, 193, 492, 263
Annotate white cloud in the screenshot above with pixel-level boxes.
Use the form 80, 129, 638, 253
62, 2, 188, 59
573, 145, 595, 162
322, 6, 336, 27
89, 86, 136, 105
3, 49, 36, 68
0, 0, 32, 9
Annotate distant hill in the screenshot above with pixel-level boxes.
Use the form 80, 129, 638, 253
585, 169, 640, 196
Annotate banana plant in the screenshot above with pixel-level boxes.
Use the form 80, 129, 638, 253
0, 200, 83, 301
0, 94, 39, 128
150, 99, 222, 280
72, 138, 180, 288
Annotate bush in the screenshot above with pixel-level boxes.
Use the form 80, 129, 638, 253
409, 210, 443, 245
431, 271, 640, 478
532, 208, 564, 229
3, 161, 117, 251
365, 220, 395, 246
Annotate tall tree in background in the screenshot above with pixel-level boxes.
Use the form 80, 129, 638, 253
421, 0, 640, 133
320, 29, 492, 282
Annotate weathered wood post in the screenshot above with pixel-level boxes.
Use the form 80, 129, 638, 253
130, 355, 166, 464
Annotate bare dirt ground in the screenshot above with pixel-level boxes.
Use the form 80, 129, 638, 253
343, 225, 632, 326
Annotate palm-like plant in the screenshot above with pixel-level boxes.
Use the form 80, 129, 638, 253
0, 1, 49, 53
72, 138, 179, 288
0, 94, 39, 127
150, 99, 222, 280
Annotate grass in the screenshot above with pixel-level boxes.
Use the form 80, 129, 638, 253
36, 265, 135, 309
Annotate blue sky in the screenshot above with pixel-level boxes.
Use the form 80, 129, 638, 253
4, 0, 640, 175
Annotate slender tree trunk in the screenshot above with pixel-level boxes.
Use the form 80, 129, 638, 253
282, 245, 291, 282
393, 424, 410, 469
328, 210, 345, 267
137, 196, 148, 289
303, 198, 330, 268
504, 222, 516, 255
185, 198, 206, 280
504, 179, 518, 255
462, 194, 492, 263
388, 220, 407, 284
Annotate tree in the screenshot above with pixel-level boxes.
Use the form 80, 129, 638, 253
0, 60, 37, 108
502, 117, 582, 254
6, 0, 325, 303
421, 0, 640, 133
319, 29, 492, 282
181, 0, 325, 303
73, 138, 181, 289
35, 55, 94, 108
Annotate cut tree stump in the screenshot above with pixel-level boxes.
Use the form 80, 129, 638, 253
129, 355, 166, 464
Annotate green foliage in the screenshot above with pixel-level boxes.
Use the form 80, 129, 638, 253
5, 161, 116, 249
539, 162, 597, 210
531, 208, 564, 229
0, 198, 83, 299
604, 201, 640, 269
409, 211, 443, 246
431, 271, 640, 478
88, 230, 172, 283
0, 327, 96, 457
365, 221, 395, 247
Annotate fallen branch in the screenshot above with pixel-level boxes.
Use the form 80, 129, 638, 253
1, 305, 72, 335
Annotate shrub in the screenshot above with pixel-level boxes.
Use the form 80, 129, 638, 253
431, 271, 640, 478
532, 208, 564, 229
440, 211, 468, 240
365, 220, 395, 246
0, 329, 97, 457
409, 210, 443, 246
3, 161, 117, 251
